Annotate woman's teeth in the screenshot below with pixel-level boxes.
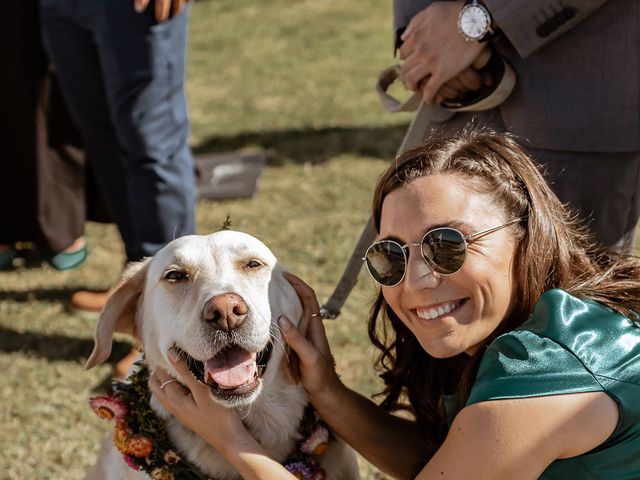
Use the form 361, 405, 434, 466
416, 301, 459, 320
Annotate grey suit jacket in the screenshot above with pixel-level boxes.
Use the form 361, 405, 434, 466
392, 0, 639, 152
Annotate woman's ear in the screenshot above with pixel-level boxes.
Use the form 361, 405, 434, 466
84, 259, 150, 369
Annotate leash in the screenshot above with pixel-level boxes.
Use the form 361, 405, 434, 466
320, 48, 515, 319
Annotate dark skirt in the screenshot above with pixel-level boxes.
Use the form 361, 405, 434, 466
0, 0, 107, 253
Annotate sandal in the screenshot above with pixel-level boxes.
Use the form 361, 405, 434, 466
0, 246, 16, 270
47, 240, 88, 271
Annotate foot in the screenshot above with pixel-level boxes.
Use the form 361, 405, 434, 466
69, 290, 109, 318
48, 236, 88, 271
0, 244, 16, 270
62, 236, 86, 253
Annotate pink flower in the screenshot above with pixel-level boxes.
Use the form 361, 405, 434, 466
123, 455, 140, 471
301, 425, 330, 456
89, 395, 128, 422
310, 468, 327, 480
163, 450, 181, 465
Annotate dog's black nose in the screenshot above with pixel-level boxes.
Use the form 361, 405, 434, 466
202, 293, 248, 332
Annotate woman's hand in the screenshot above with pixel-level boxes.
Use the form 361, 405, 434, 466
149, 349, 248, 450
279, 272, 343, 401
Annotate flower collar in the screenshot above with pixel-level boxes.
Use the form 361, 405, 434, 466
90, 361, 330, 480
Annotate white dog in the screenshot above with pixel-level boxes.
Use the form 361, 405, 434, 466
83, 230, 359, 480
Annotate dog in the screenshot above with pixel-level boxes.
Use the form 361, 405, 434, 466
83, 230, 359, 479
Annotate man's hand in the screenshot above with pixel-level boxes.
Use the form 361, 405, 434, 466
134, 0, 190, 23
399, 1, 486, 105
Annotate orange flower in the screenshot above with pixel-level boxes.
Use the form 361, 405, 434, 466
151, 467, 175, 480
114, 422, 129, 454
126, 435, 153, 458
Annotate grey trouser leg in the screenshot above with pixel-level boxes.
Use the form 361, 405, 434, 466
428, 111, 640, 252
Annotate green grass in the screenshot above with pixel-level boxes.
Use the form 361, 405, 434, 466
0, 1, 412, 478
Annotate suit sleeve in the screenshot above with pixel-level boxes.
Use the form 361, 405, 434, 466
483, 0, 610, 57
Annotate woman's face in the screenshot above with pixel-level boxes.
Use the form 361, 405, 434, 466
379, 173, 517, 358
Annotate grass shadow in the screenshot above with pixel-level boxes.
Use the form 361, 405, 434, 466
0, 287, 76, 304
0, 325, 132, 365
193, 123, 410, 165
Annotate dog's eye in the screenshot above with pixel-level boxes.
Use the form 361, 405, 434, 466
246, 259, 263, 269
164, 269, 188, 282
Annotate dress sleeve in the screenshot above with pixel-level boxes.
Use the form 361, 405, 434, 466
467, 329, 604, 406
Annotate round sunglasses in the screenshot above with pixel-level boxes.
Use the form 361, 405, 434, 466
363, 218, 524, 287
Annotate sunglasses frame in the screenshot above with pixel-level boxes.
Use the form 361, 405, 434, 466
363, 218, 524, 287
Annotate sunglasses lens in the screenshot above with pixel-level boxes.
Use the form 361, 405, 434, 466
422, 228, 467, 274
365, 241, 406, 286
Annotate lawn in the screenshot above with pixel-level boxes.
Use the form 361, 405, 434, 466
0, 1, 413, 478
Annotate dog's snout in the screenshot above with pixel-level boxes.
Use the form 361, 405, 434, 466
202, 293, 248, 332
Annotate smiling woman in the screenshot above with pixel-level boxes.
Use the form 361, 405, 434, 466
149, 129, 640, 480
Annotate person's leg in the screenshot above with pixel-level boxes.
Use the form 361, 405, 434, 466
528, 149, 640, 252
94, 2, 195, 258
39, 0, 140, 261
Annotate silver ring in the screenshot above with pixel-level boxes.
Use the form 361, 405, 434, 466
159, 379, 178, 390
310, 312, 322, 317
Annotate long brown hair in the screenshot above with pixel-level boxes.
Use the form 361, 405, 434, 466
368, 129, 640, 451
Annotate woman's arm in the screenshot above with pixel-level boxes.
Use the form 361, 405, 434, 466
416, 391, 618, 479
282, 273, 433, 479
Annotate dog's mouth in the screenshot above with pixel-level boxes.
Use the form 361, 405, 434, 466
185, 343, 273, 400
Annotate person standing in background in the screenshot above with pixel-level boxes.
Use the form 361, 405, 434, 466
0, 0, 92, 271
40, 0, 196, 322
393, 0, 640, 251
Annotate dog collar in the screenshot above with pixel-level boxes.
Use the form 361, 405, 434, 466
89, 361, 330, 480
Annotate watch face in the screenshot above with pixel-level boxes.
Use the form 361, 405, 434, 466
459, 4, 491, 40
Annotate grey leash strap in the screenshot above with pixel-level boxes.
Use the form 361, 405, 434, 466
320, 102, 449, 319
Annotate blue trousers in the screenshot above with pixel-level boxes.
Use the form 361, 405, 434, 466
40, 0, 195, 261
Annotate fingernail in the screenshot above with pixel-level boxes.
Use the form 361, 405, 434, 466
278, 316, 292, 330
168, 348, 178, 361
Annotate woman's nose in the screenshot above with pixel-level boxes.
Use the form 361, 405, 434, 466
403, 247, 440, 290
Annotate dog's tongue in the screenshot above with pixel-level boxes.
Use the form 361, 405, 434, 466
205, 347, 257, 388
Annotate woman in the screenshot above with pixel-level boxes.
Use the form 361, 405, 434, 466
0, 0, 90, 271
150, 130, 640, 479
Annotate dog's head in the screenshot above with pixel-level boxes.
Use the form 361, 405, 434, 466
85, 230, 303, 407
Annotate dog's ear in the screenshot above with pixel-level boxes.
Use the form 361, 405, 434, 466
84, 259, 150, 369
284, 314, 308, 384
281, 279, 307, 385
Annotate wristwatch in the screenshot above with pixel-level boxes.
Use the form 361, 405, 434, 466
457, 0, 494, 42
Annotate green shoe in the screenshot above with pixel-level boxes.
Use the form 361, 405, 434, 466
47, 242, 88, 271
0, 248, 16, 270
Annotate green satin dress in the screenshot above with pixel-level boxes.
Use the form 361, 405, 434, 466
466, 289, 640, 479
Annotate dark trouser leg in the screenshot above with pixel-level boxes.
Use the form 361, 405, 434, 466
40, 0, 139, 259
529, 149, 640, 252
431, 111, 640, 252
